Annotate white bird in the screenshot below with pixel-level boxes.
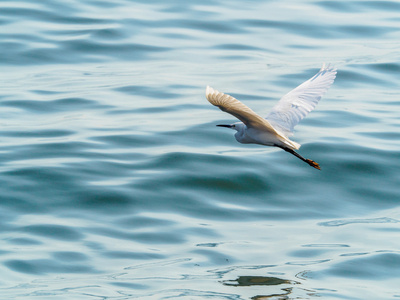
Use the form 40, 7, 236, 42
205, 64, 337, 170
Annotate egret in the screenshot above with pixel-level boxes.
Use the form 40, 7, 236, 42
205, 64, 337, 170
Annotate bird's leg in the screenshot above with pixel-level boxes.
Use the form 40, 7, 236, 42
277, 146, 321, 170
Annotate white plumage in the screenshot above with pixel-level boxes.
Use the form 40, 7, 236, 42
205, 64, 337, 169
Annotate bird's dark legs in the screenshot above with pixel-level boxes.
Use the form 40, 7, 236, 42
276, 146, 320, 170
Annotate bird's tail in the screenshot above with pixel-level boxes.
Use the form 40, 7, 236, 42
280, 138, 301, 150
288, 140, 301, 150
272, 127, 301, 150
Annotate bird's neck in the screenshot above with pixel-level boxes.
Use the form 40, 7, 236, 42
234, 127, 252, 144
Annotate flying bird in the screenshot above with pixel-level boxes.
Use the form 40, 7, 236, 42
205, 64, 337, 170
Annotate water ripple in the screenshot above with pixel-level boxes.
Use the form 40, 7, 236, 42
319, 217, 400, 227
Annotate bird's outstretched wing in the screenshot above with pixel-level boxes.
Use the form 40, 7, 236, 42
206, 86, 278, 133
266, 64, 337, 136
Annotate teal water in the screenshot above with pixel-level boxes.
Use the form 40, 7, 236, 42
1, 0, 400, 299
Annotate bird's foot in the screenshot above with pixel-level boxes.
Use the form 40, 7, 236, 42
306, 159, 320, 170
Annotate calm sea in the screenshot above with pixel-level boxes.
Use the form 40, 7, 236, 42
1, 0, 400, 299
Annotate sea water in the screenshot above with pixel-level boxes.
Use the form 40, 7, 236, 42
1, 0, 400, 299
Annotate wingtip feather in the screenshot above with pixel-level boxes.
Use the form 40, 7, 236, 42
321, 62, 337, 73
206, 85, 215, 99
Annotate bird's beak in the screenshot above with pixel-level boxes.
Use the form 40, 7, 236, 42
216, 124, 232, 128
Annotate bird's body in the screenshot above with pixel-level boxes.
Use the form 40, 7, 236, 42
206, 64, 337, 169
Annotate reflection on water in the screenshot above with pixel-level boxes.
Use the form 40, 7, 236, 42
222, 276, 293, 287
223, 276, 296, 299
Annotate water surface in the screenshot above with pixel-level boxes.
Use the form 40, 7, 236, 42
1, 0, 400, 299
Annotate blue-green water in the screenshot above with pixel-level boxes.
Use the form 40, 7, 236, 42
1, 0, 400, 299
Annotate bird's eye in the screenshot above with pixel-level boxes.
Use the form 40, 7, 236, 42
232, 125, 235, 128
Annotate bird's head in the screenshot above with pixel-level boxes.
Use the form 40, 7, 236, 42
216, 122, 244, 132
